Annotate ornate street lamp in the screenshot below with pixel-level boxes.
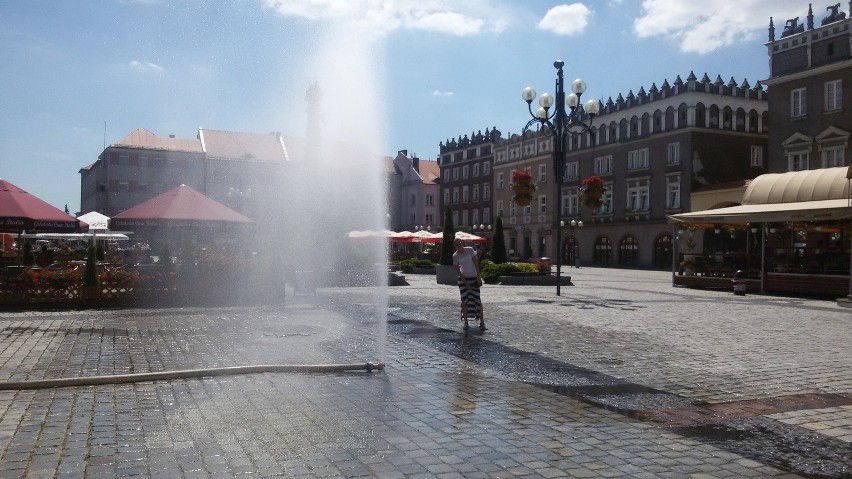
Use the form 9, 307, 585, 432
522, 60, 598, 295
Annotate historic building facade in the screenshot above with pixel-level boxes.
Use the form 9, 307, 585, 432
79, 128, 296, 218
387, 150, 440, 233
764, 3, 851, 173
437, 128, 501, 238
493, 73, 769, 267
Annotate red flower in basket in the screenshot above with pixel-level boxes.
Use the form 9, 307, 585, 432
580, 175, 607, 209
510, 170, 535, 207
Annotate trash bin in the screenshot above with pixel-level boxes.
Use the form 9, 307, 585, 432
732, 270, 746, 296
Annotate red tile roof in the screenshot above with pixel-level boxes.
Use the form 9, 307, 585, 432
112, 128, 203, 153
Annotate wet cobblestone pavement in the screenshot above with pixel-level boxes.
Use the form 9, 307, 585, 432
0, 267, 849, 477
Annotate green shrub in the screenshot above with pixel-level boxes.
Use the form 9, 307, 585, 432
398, 258, 434, 273
480, 261, 539, 283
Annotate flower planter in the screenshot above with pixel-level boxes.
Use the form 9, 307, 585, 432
512, 183, 535, 207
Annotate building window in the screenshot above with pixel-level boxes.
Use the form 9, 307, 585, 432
497, 172, 504, 189
565, 161, 579, 179
497, 200, 504, 218
472, 185, 479, 201
750, 145, 763, 167
600, 190, 613, 214
462, 165, 469, 179
667, 143, 680, 165
483, 183, 490, 200
472, 209, 479, 226
138, 156, 148, 167
452, 188, 459, 203
425, 214, 433, 225
627, 182, 649, 211
666, 176, 680, 209
538, 195, 546, 214
483, 162, 490, 175
825, 80, 842, 112
453, 168, 459, 180
538, 164, 547, 183
791, 87, 807, 117
118, 154, 129, 165
510, 201, 516, 216
443, 170, 450, 181
627, 148, 649, 170
443, 189, 450, 204
136, 182, 148, 193
462, 186, 469, 202
594, 155, 612, 175
425, 194, 434, 206
462, 210, 469, 226
788, 151, 809, 171
483, 207, 490, 223
566, 189, 579, 217
472, 163, 480, 177
117, 181, 129, 192
822, 147, 845, 167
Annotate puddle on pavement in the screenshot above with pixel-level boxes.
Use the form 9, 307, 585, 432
387, 315, 852, 479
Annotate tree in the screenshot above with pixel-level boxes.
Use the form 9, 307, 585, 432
439, 205, 455, 265
22, 240, 35, 265
83, 240, 98, 287
491, 216, 507, 264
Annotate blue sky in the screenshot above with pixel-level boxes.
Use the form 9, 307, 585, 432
0, 0, 812, 212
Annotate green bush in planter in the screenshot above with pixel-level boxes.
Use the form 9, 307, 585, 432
480, 261, 538, 283
398, 258, 435, 273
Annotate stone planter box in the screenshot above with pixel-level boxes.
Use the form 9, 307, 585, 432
436, 264, 457, 285
497, 274, 572, 286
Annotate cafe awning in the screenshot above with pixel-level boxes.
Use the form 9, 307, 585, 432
669, 167, 852, 225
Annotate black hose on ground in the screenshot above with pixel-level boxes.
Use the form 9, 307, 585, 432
0, 362, 385, 390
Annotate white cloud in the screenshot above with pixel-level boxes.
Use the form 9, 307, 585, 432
129, 60, 164, 73
633, 0, 806, 54
432, 90, 454, 97
537, 4, 592, 36
262, 0, 507, 36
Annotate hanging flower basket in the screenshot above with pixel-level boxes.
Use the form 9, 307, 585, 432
511, 170, 536, 207
580, 175, 606, 210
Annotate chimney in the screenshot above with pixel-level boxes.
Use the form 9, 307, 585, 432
398, 149, 408, 157
412, 157, 420, 173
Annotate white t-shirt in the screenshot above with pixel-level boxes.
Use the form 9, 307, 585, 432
452, 247, 479, 278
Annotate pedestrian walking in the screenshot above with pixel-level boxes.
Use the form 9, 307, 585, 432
452, 239, 486, 331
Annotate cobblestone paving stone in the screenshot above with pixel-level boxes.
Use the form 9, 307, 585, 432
0, 267, 848, 477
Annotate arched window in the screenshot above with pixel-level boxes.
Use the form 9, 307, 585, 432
695, 103, 706, 128
665, 106, 676, 130
735, 108, 746, 132
619, 235, 640, 266
709, 104, 720, 128
722, 106, 733, 129
654, 234, 673, 269
653, 110, 663, 133
749, 110, 760, 133
677, 104, 688, 128
593, 236, 612, 266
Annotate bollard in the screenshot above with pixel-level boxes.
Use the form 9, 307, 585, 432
732, 270, 746, 296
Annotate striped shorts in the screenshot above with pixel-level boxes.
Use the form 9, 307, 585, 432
457, 277, 482, 318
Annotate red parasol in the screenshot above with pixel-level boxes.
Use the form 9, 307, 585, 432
112, 185, 253, 228
0, 178, 84, 233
